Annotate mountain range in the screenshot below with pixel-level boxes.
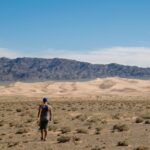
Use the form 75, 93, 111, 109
0, 57, 150, 82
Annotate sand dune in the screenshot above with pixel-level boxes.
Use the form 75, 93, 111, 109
0, 77, 150, 98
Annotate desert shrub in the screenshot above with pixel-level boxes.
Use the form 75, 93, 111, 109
95, 131, 100, 135
45, 148, 53, 150
1, 114, 4, 117
28, 112, 34, 118
72, 136, 80, 142
80, 107, 84, 110
95, 127, 101, 132
8, 142, 19, 148
6, 108, 12, 111
87, 116, 99, 123
146, 106, 150, 109
74, 114, 87, 121
16, 128, 28, 134
135, 117, 144, 123
113, 124, 129, 132
16, 108, 22, 112
117, 140, 128, 146
112, 113, 120, 119
48, 124, 57, 131
101, 120, 107, 124
20, 113, 26, 116
91, 146, 101, 150
8, 135, 13, 139
14, 122, 24, 128
0, 121, 4, 127
141, 114, 150, 119
95, 127, 101, 135
88, 125, 92, 129
60, 127, 71, 134
23, 140, 29, 143
70, 107, 77, 111
62, 108, 66, 110
144, 120, 150, 124
76, 128, 88, 134
84, 121, 92, 126
25, 119, 33, 123
57, 136, 70, 143
9, 122, 14, 127
53, 119, 59, 124
134, 146, 149, 150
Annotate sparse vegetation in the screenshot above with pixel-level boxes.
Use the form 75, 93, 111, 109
95, 127, 101, 135
53, 119, 59, 124
16, 128, 28, 134
0, 121, 4, 127
72, 136, 80, 142
134, 146, 149, 150
57, 136, 71, 143
135, 117, 144, 123
113, 124, 129, 132
144, 120, 150, 124
117, 140, 128, 146
0, 97, 149, 150
76, 128, 88, 134
16, 108, 22, 112
7, 142, 19, 148
48, 124, 57, 131
141, 114, 150, 119
91, 146, 102, 150
60, 126, 71, 134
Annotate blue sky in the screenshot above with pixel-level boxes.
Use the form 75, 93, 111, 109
0, 0, 150, 67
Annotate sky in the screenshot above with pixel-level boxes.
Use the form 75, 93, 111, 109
0, 0, 150, 67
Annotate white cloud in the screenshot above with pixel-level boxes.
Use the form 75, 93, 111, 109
0, 48, 19, 58
39, 47, 150, 67
0, 47, 150, 67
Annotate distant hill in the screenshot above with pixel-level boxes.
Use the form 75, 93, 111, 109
0, 57, 150, 81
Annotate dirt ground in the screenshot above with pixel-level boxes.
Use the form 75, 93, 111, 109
0, 96, 150, 150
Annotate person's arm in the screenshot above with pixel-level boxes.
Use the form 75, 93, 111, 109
38, 105, 41, 120
49, 106, 52, 121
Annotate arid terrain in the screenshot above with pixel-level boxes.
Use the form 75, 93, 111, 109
0, 77, 150, 98
0, 78, 150, 150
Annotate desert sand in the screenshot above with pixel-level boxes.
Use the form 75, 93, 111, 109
0, 78, 150, 150
0, 77, 150, 98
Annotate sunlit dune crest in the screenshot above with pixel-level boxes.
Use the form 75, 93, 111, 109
0, 77, 150, 97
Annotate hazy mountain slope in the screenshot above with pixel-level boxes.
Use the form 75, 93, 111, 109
0, 57, 150, 81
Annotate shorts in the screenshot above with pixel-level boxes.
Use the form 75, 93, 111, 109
39, 120, 48, 130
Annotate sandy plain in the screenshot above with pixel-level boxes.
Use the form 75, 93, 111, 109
0, 78, 150, 150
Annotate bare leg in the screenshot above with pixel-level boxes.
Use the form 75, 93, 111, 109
41, 129, 44, 140
44, 129, 48, 141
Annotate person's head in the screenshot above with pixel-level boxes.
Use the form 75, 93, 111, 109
42, 97, 48, 104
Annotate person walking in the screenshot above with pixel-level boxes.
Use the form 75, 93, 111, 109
38, 98, 52, 141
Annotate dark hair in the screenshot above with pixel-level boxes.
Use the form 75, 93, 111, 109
43, 97, 48, 103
